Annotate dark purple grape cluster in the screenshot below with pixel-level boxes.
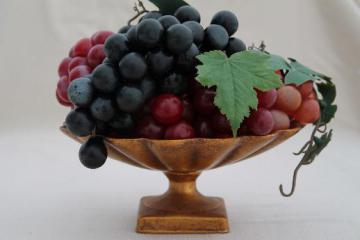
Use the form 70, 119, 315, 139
62, 6, 247, 169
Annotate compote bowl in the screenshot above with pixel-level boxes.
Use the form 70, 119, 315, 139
61, 126, 300, 234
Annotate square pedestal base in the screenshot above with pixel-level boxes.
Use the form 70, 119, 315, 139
136, 196, 229, 234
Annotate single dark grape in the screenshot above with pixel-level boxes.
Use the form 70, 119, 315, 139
109, 112, 135, 134
151, 94, 184, 125
182, 21, 204, 46
147, 49, 174, 76
174, 6, 201, 23
165, 121, 195, 140
195, 118, 214, 138
92, 64, 119, 93
181, 97, 194, 123
104, 33, 129, 63
158, 15, 180, 30
126, 26, 146, 53
68, 77, 94, 107
136, 117, 165, 139
136, 19, 164, 49
116, 86, 145, 113
211, 10, 239, 36
166, 24, 193, 54
193, 88, 217, 115
177, 43, 199, 73
210, 112, 232, 135
119, 53, 147, 82
140, 11, 162, 21
204, 25, 229, 50
118, 25, 131, 34
160, 72, 188, 96
90, 98, 115, 122
65, 108, 95, 137
226, 37, 247, 56
126, 26, 138, 48
139, 76, 157, 101
79, 136, 107, 169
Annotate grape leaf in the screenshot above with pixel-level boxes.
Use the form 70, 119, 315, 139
319, 104, 337, 125
268, 54, 291, 71
285, 69, 312, 85
316, 81, 337, 125
148, 0, 188, 14
266, 54, 330, 85
288, 58, 331, 81
317, 82, 336, 104
284, 58, 331, 85
196, 50, 283, 136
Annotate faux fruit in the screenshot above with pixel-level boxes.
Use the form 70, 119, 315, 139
56, 4, 322, 169
79, 136, 107, 169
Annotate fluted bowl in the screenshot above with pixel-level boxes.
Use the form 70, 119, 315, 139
61, 126, 300, 234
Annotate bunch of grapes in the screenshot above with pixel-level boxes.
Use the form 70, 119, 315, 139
56, 6, 320, 169
251, 79, 320, 136
56, 30, 114, 107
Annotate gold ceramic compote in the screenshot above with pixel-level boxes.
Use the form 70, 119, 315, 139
61, 126, 300, 234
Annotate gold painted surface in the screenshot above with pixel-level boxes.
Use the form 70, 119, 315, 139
61, 126, 300, 234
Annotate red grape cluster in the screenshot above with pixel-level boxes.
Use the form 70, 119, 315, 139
56, 31, 114, 107
250, 77, 320, 136
56, 6, 320, 169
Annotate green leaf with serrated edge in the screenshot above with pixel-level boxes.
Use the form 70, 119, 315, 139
196, 50, 283, 136
316, 80, 337, 125
319, 103, 337, 125
288, 58, 331, 81
317, 82, 336, 104
285, 69, 313, 85
268, 54, 291, 71
148, 0, 188, 14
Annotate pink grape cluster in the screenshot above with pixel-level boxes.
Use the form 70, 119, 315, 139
56, 31, 114, 107
248, 71, 320, 136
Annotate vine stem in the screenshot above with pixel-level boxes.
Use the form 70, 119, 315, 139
279, 161, 302, 197
127, 0, 149, 26
279, 122, 325, 197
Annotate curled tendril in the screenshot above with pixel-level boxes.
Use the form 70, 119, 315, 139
280, 122, 327, 197
127, 0, 149, 26
317, 124, 327, 133
279, 161, 303, 197
293, 141, 311, 156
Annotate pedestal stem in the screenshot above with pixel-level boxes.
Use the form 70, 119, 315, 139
164, 172, 201, 197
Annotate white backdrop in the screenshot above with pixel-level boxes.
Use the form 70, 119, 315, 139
0, 0, 359, 239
